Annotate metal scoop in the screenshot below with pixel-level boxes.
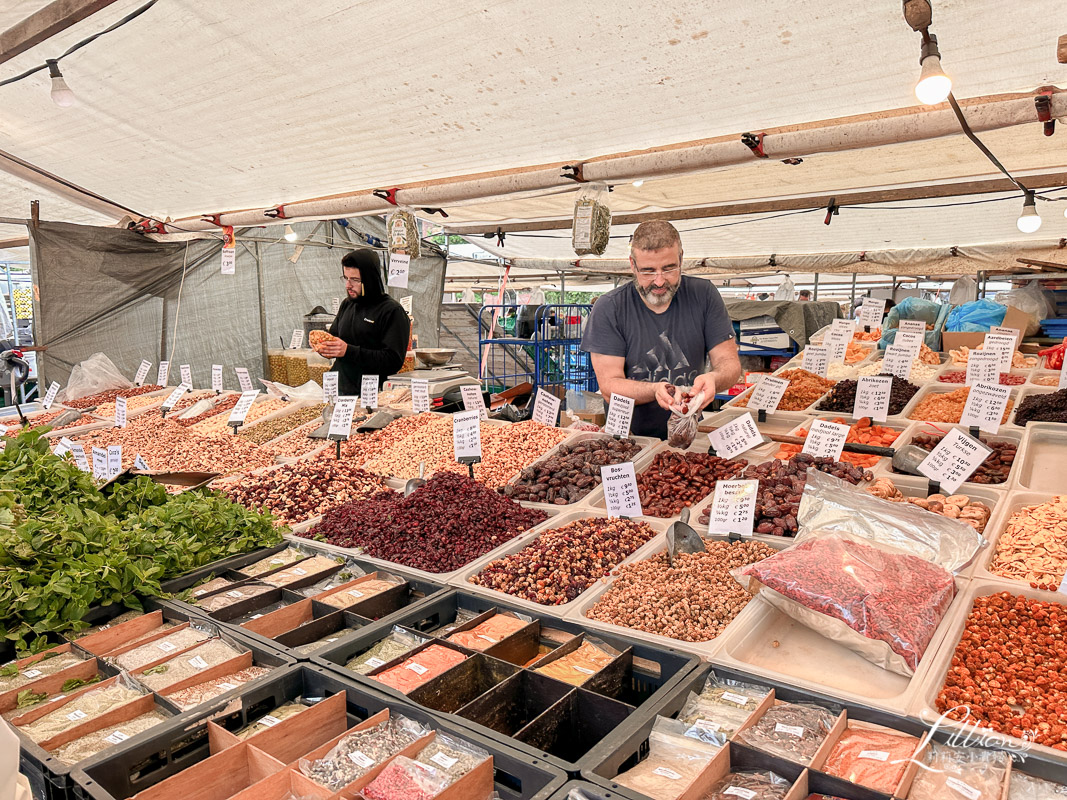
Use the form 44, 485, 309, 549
48, 408, 85, 428
891, 444, 931, 477
404, 462, 427, 497
666, 508, 705, 565
308, 403, 335, 439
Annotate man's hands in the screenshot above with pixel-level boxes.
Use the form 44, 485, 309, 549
654, 381, 675, 411
317, 339, 348, 358
691, 373, 719, 408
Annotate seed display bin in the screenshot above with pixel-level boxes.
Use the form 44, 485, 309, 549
70, 664, 568, 800
310, 589, 698, 774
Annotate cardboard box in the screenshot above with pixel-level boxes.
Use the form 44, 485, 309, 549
941, 305, 1030, 352
739, 315, 790, 349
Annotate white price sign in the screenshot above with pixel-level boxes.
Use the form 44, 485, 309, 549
329, 396, 358, 438
114, 396, 127, 428
990, 326, 1020, 350
134, 360, 152, 386
452, 409, 482, 460
983, 333, 1016, 372
853, 376, 893, 423
331, 297, 341, 315
107, 445, 122, 478
400, 295, 413, 315
41, 381, 61, 410
898, 319, 926, 336
708, 412, 763, 459
161, 383, 191, 412
228, 390, 260, 426
289, 329, 304, 349
881, 345, 914, 381
460, 384, 488, 420
858, 297, 886, 330
960, 382, 1011, 434
411, 379, 430, 413
54, 437, 73, 458
360, 375, 379, 409
830, 318, 857, 336
802, 419, 850, 460
235, 367, 253, 392
221, 245, 236, 274
134, 453, 149, 471
748, 375, 789, 414
894, 331, 924, 354
605, 393, 635, 437
91, 447, 107, 479
156, 361, 170, 387
387, 252, 411, 289
917, 427, 993, 494
706, 479, 758, 536
180, 364, 192, 387
965, 351, 1000, 387
601, 462, 643, 518
70, 443, 90, 472
322, 371, 339, 403
211, 364, 223, 392
825, 328, 850, 364
801, 345, 829, 377
531, 389, 561, 427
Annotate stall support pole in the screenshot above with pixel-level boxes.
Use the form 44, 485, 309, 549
254, 241, 269, 378
813, 273, 819, 301
559, 270, 566, 301
5, 265, 18, 348
850, 272, 857, 313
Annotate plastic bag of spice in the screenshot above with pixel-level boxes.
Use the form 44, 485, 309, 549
415, 732, 490, 784
361, 755, 451, 800
615, 716, 719, 800
345, 627, 429, 675
697, 672, 772, 710
707, 770, 791, 800
300, 714, 429, 790
908, 742, 1010, 800
1010, 772, 1067, 798
677, 692, 755, 742
572, 183, 612, 256
733, 701, 838, 764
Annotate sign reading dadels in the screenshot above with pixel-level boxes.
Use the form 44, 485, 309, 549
605, 394, 634, 437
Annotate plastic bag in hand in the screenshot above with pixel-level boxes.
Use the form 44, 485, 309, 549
666, 387, 705, 449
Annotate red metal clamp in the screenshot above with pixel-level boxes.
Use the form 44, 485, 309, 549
200, 213, 225, 228
1035, 92, 1055, 136
741, 132, 768, 158
824, 198, 839, 226
128, 218, 168, 235
263, 205, 289, 219
373, 189, 400, 206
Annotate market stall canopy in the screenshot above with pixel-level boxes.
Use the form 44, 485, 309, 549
0, 0, 1065, 259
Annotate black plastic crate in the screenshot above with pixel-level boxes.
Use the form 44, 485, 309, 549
70, 664, 567, 800
14, 603, 294, 800
547, 781, 628, 800
157, 543, 291, 597
311, 590, 700, 775
582, 663, 1067, 798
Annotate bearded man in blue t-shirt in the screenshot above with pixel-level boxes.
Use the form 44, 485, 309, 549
580, 220, 741, 439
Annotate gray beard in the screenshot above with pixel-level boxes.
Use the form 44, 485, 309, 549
637, 282, 678, 308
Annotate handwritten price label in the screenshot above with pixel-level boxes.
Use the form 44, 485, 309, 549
235, 367, 253, 392
387, 252, 411, 289
460, 385, 488, 420
180, 364, 192, 387
322, 371, 339, 403
360, 375, 379, 409
601, 462, 643, 518
898, 319, 926, 336
531, 389, 562, 427
960, 382, 1010, 434
853, 376, 893, 422
802, 418, 850, 460
983, 333, 1016, 373
881, 345, 913, 382
412, 379, 430, 413
134, 360, 152, 386
211, 364, 223, 392
107, 445, 122, 478
801, 345, 829, 378
917, 427, 993, 493
156, 361, 170, 387
605, 393, 634, 437
965, 350, 1000, 386
329, 396, 358, 439
41, 381, 60, 410
858, 297, 886, 330
709, 412, 763, 459
114, 396, 127, 428
228, 390, 260, 426
706, 479, 758, 536
748, 375, 788, 413
452, 410, 482, 459
289, 329, 303, 349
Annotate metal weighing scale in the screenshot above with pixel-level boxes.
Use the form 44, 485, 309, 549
383, 368, 480, 401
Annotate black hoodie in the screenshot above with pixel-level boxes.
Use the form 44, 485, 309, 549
327, 249, 409, 395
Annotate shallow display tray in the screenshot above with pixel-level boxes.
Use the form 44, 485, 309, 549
1027, 369, 1065, 388
285, 506, 562, 586
707, 574, 970, 717
874, 421, 1023, 491
562, 533, 791, 659
451, 511, 672, 619
777, 414, 915, 476
965, 490, 1063, 589
1013, 421, 1067, 491
902, 382, 1022, 429
723, 381, 834, 415
700, 407, 813, 438
498, 432, 660, 512
933, 366, 1032, 389
907, 578, 1067, 769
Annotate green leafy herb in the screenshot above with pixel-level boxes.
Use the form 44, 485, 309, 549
0, 663, 18, 678
16, 688, 48, 709
142, 665, 169, 676
60, 674, 102, 692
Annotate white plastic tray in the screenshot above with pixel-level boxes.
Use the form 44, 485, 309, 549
1011, 384, 1066, 429
875, 421, 1023, 491
779, 414, 915, 476
902, 383, 1022, 429
450, 510, 672, 619
967, 490, 1063, 589
1012, 421, 1067, 492
709, 575, 971, 717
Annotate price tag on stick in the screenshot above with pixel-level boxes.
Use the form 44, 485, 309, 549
452, 410, 482, 460
960, 382, 1011, 434
70, 444, 90, 472
107, 445, 122, 479
331, 297, 341, 315
460, 385, 487, 420
156, 361, 170, 387
289, 330, 303, 349
360, 375, 379, 409
235, 367, 253, 393
802, 419, 850, 460
211, 364, 223, 393
990, 326, 1020, 350
322, 372, 339, 403
91, 447, 107, 479
161, 383, 191, 413
917, 427, 993, 494
983, 333, 1016, 373
966, 351, 1000, 386
41, 381, 60, 410
605, 393, 634, 437
853, 376, 893, 422
858, 298, 886, 330
748, 375, 789, 414
180, 364, 192, 387
54, 437, 73, 458
894, 331, 924, 355
825, 328, 850, 364
706, 479, 759, 536
134, 360, 151, 386
114, 397, 127, 428
601, 462, 642, 518
881, 345, 913, 382
531, 389, 562, 426
801, 345, 829, 377
228, 390, 259, 427
329, 396, 358, 439
898, 319, 926, 336
708, 412, 763, 459
134, 454, 149, 471
411, 379, 430, 413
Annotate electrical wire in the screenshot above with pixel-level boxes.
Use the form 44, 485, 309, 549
946, 93, 1030, 195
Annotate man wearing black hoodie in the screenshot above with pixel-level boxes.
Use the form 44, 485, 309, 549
316, 249, 409, 396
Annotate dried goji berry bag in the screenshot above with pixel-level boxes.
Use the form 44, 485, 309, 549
735, 470, 984, 676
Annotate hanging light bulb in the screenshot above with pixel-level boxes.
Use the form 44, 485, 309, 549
283, 224, 298, 242
914, 34, 951, 105
45, 59, 75, 107
1017, 192, 1042, 234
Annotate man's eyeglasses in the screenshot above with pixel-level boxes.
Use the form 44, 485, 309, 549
342, 276, 362, 285
634, 265, 681, 278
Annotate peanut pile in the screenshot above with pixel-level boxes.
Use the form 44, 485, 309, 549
189, 397, 289, 434
584, 540, 778, 641
261, 419, 326, 459
237, 404, 327, 445
62, 384, 163, 409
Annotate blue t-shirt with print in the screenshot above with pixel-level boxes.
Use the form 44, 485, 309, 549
580, 276, 735, 437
